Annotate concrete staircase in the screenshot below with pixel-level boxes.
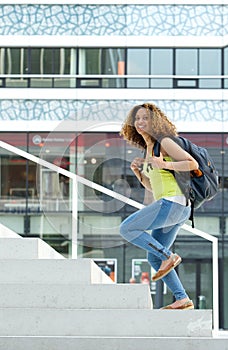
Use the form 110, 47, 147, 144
0, 224, 227, 349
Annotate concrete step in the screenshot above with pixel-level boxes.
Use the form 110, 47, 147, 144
0, 223, 22, 238
0, 283, 152, 310
0, 238, 64, 259
0, 258, 114, 284
1, 335, 227, 350
0, 308, 212, 337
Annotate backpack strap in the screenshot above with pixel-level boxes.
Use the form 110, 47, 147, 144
189, 201, 195, 228
153, 140, 161, 157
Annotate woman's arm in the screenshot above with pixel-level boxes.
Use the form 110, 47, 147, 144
148, 137, 199, 172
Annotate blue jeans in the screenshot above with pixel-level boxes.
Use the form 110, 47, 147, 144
120, 198, 191, 300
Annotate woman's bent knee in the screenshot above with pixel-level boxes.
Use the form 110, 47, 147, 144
120, 221, 135, 241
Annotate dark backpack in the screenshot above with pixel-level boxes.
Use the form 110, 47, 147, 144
154, 136, 219, 228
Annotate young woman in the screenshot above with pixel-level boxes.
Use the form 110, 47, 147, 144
119, 103, 198, 310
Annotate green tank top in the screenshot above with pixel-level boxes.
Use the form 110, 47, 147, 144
143, 156, 183, 200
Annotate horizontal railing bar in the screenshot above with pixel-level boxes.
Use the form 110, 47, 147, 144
182, 223, 218, 243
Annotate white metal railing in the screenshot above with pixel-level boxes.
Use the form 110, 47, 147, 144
0, 140, 219, 334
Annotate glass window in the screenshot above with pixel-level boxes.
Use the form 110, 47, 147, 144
223, 134, 228, 190
78, 48, 125, 87
78, 48, 124, 75
0, 48, 4, 74
102, 48, 125, 75
76, 133, 144, 209
102, 48, 125, 87
224, 47, 228, 88
127, 49, 149, 88
0, 133, 29, 234
28, 132, 76, 250
3, 48, 28, 87
54, 48, 74, 87
150, 49, 173, 88
193, 216, 220, 236
0, 132, 35, 201
79, 48, 100, 75
29, 48, 73, 87
175, 49, 198, 75
75, 132, 145, 247
1, 48, 74, 88
29, 48, 71, 75
30, 48, 41, 74
0, 133, 27, 150
4, 48, 23, 75
28, 133, 76, 201
175, 49, 198, 88
199, 49, 221, 88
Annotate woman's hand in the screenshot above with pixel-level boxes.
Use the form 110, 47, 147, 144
130, 157, 145, 172
147, 153, 165, 169
130, 157, 153, 192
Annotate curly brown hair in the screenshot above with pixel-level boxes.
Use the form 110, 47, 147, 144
119, 102, 178, 149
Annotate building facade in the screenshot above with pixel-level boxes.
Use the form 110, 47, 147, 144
0, 0, 228, 328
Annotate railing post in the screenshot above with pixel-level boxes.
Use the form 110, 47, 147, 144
212, 238, 219, 335
183, 224, 219, 334
71, 176, 78, 259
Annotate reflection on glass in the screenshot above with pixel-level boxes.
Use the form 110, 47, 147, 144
2, 48, 73, 88
78, 48, 125, 87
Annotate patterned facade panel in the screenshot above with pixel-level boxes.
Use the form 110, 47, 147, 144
0, 100, 226, 128
0, 5, 227, 36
